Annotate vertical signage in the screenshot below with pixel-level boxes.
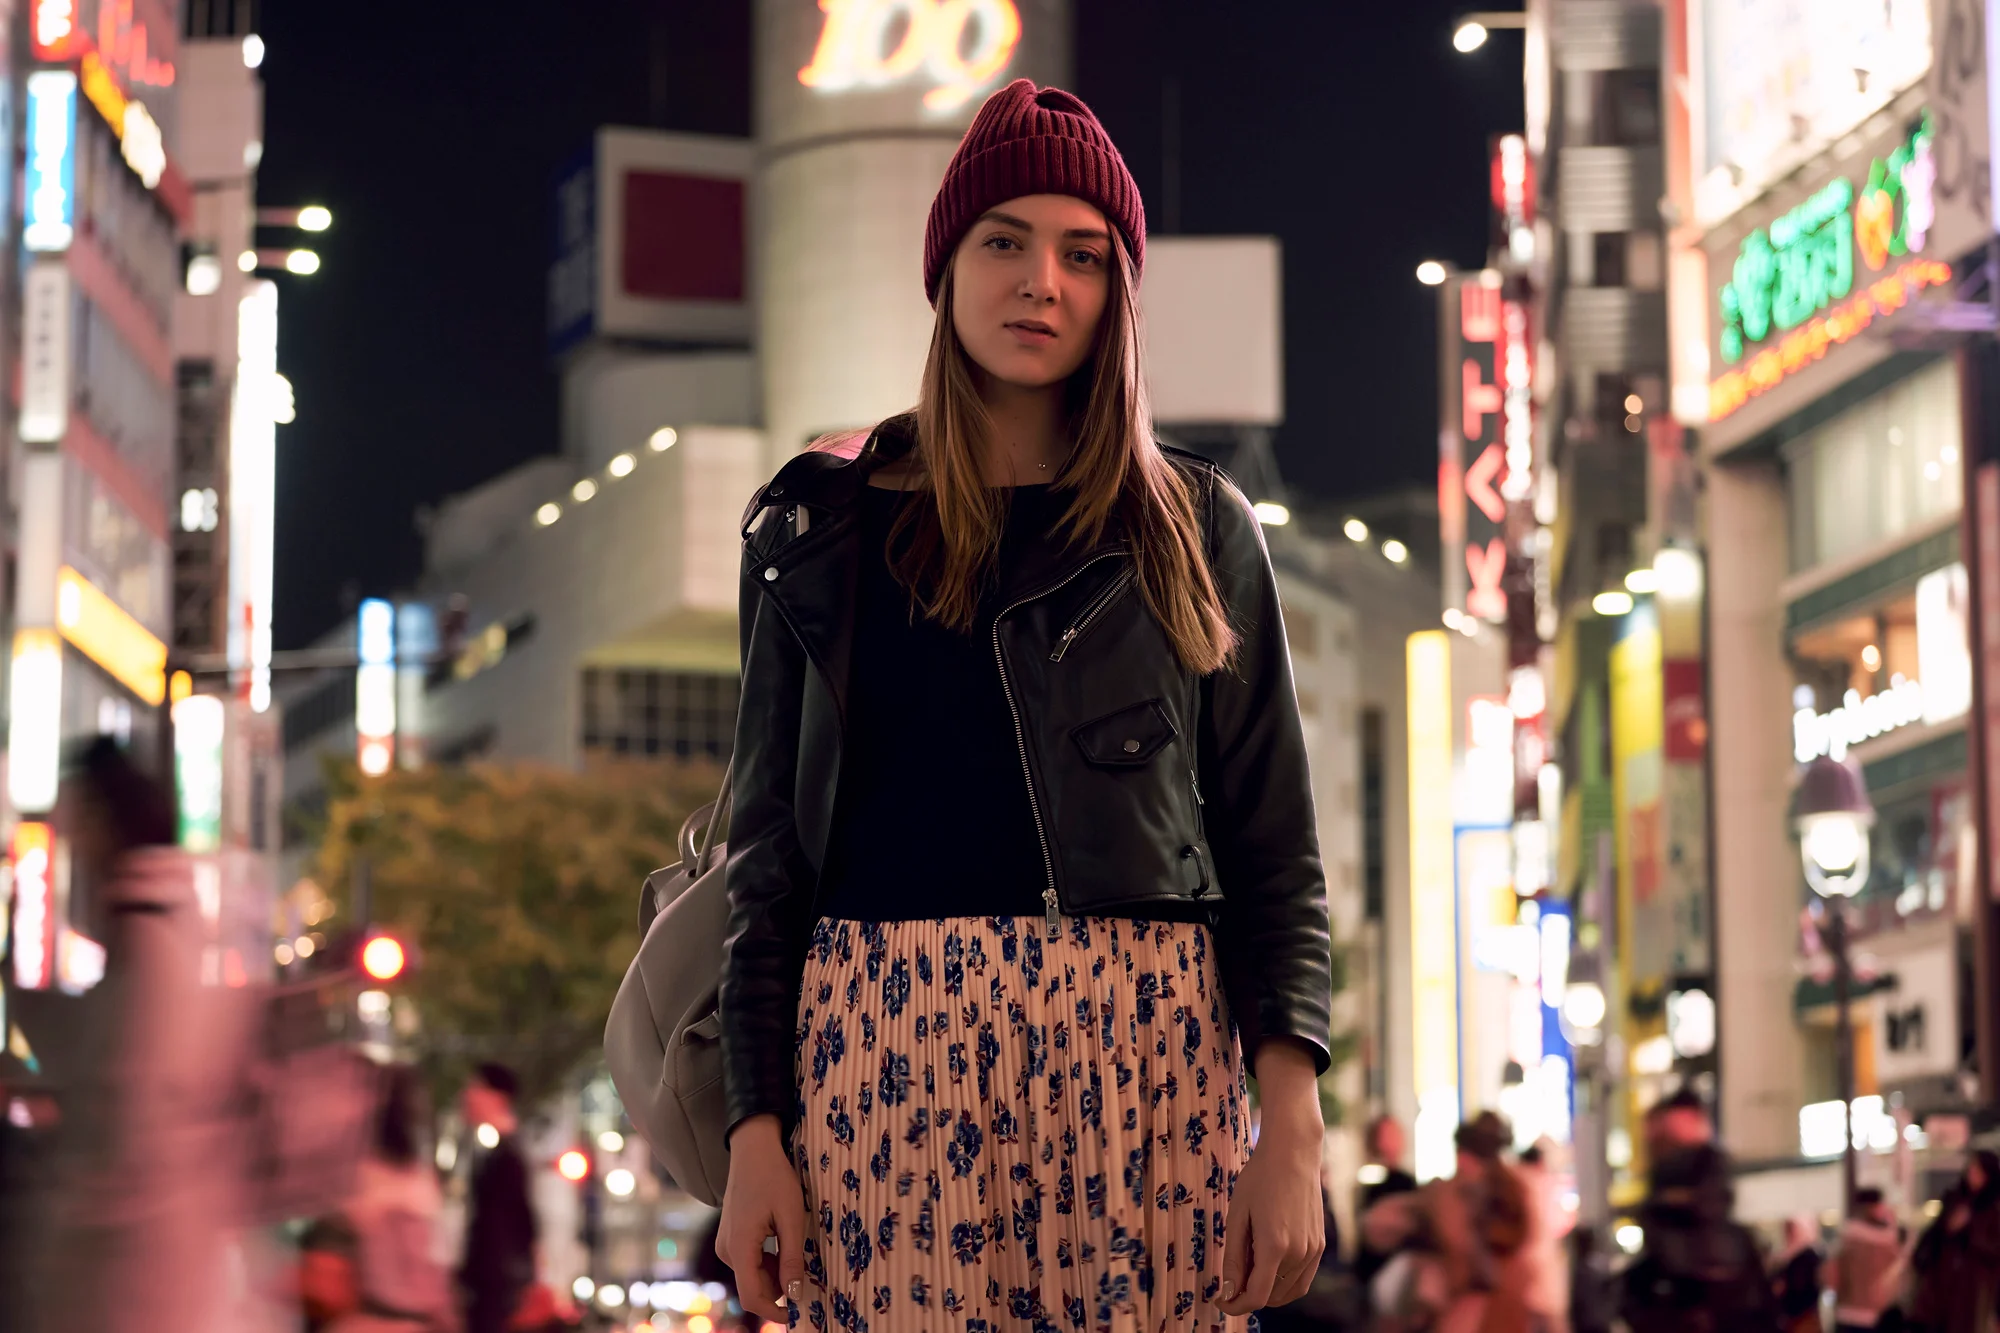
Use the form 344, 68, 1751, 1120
11, 823, 54, 990
230, 282, 279, 712
20, 263, 72, 443
1408, 631, 1460, 1176
1440, 274, 1510, 622
174, 694, 226, 853
23, 70, 75, 253
356, 598, 397, 776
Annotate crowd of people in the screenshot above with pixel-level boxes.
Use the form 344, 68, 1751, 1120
1323, 1089, 2000, 1333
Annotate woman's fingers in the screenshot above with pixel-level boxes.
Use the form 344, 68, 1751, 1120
775, 1194, 808, 1314
730, 1216, 785, 1322
1218, 1198, 1250, 1312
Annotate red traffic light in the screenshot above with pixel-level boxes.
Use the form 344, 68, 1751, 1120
557, 1149, 590, 1182
360, 934, 407, 981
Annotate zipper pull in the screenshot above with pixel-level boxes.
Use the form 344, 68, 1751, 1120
1050, 629, 1078, 662
1044, 887, 1060, 940
1190, 769, 1204, 806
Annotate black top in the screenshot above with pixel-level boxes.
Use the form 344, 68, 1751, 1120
816, 484, 1058, 921
459, 1136, 537, 1293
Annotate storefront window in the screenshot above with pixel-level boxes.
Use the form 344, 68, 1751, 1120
1790, 563, 1971, 763
1852, 780, 1969, 937
1784, 358, 1962, 573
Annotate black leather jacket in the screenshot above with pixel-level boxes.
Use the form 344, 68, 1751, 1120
718, 417, 1332, 1138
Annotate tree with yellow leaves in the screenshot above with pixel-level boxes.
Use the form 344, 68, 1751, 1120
312, 758, 723, 1110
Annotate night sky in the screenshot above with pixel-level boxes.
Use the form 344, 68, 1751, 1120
257, 2, 1523, 651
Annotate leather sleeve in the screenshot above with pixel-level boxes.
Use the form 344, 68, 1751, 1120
1197, 471, 1335, 1074
718, 524, 819, 1142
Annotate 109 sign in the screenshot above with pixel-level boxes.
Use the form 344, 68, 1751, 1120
800, 0, 1022, 112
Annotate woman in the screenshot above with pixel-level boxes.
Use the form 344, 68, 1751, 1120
715, 79, 1333, 1333
1910, 1151, 2000, 1333
301, 1065, 457, 1333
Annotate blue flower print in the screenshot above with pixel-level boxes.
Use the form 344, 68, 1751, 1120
868, 1132, 891, 1183
839, 1208, 872, 1276
1184, 1113, 1207, 1153
830, 1289, 866, 1333
950, 1219, 986, 1264
882, 958, 911, 1018
904, 1107, 929, 1148
826, 1097, 854, 1147
878, 1051, 910, 1108
946, 1114, 984, 1178
908, 1275, 929, 1307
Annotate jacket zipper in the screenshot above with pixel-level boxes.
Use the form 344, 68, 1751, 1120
992, 552, 1123, 939
1050, 568, 1134, 662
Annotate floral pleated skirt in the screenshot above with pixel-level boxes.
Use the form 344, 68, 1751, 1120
790, 914, 1253, 1333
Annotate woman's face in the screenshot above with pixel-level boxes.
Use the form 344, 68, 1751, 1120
949, 193, 1113, 392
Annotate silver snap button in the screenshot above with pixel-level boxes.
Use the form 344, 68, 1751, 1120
763, 567, 779, 582
1122, 738, 1141, 754
770, 483, 785, 497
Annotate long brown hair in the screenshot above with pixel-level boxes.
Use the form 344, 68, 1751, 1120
865, 234, 1237, 675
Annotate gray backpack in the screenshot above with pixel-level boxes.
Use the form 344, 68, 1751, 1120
604, 763, 733, 1205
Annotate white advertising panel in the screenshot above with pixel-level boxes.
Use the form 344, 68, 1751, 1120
1140, 237, 1283, 427
1698, 0, 1933, 222
1873, 937, 1960, 1083
20, 262, 70, 443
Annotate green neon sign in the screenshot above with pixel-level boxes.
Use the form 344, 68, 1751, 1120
1719, 113, 1936, 365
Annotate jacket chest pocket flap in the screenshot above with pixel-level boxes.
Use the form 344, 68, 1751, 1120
1071, 699, 1177, 767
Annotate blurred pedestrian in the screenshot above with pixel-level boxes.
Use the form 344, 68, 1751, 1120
301, 1064, 458, 1332
1358, 1113, 1423, 1294
1364, 1111, 1535, 1333
1826, 1190, 1908, 1333
34, 738, 236, 1333
1770, 1214, 1822, 1333
1516, 1143, 1571, 1333
457, 1064, 537, 1333
1566, 1227, 1616, 1333
1909, 1151, 2000, 1333
1619, 1088, 1776, 1333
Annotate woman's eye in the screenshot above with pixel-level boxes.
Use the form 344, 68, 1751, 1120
1070, 249, 1103, 267
984, 235, 1019, 251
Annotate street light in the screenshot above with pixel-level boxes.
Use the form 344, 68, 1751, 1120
1417, 260, 1450, 286
1795, 753, 1876, 1215
1453, 11, 1527, 52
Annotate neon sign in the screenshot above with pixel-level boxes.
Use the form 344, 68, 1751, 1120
24, 71, 76, 253
1711, 113, 1939, 419
799, 0, 1021, 113
1448, 276, 1510, 621
77, 48, 164, 187
1709, 257, 1952, 420
11, 823, 54, 990
34, 0, 175, 86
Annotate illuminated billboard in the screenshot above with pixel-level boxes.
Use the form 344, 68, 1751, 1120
11, 823, 54, 990
1407, 631, 1459, 1175
24, 70, 76, 253
1698, 0, 1931, 221
57, 563, 166, 704
1702, 98, 1984, 438
799, 0, 1021, 112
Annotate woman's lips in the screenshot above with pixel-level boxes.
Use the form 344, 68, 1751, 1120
1005, 321, 1057, 345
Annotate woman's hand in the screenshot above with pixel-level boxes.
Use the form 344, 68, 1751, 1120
716, 1114, 809, 1323
1219, 1039, 1327, 1317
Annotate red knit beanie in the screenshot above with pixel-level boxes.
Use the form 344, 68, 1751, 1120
923, 79, 1145, 306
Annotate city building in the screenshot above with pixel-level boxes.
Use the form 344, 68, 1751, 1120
1690, 1, 1994, 1218
6, 0, 192, 994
